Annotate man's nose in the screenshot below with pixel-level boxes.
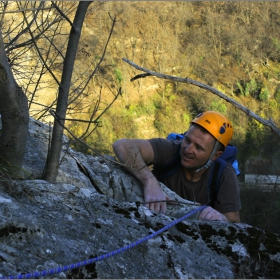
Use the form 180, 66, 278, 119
184, 143, 193, 153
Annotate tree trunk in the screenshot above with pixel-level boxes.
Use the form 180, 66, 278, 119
43, 1, 92, 182
0, 30, 29, 179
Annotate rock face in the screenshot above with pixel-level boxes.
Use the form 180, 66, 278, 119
0, 118, 280, 279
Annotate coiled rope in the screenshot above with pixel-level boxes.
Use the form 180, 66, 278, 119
1, 205, 207, 279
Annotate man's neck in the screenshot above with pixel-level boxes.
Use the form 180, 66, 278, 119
184, 168, 207, 182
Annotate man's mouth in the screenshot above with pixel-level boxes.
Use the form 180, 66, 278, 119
182, 153, 194, 161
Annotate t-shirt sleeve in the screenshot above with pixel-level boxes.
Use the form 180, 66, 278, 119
148, 138, 181, 165
214, 163, 241, 213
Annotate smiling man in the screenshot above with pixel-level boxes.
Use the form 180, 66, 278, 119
112, 111, 241, 223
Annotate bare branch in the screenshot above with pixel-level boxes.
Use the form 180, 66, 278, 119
123, 58, 280, 138
49, 108, 148, 173
49, 110, 100, 124
48, 109, 124, 167
0, 6, 53, 15
80, 86, 122, 140
51, 1, 74, 27
19, 4, 61, 87
4, 1, 44, 51
68, 15, 117, 106
78, 87, 102, 140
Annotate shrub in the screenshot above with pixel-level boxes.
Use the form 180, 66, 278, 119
209, 100, 227, 114
259, 87, 269, 101
275, 87, 280, 103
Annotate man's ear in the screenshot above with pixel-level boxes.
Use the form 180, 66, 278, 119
212, 150, 223, 161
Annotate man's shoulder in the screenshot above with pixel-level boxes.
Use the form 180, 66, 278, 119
219, 162, 239, 186
208, 160, 238, 186
224, 162, 238, 174
211, 158, 237, 173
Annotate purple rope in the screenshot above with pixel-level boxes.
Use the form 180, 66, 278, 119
1, 205, 206, 279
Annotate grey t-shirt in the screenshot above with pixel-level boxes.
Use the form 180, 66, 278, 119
149, 138, 241, 213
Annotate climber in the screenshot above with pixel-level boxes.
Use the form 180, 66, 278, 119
112, 111, 241, 222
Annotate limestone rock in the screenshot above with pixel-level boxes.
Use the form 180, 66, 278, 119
0, 118, 279, 279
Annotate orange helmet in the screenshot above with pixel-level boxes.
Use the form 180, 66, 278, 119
191, 111, 233, 147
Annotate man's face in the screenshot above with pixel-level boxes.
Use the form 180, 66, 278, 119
180, 125, 216, 170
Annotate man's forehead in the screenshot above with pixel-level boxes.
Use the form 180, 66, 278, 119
188, 124, 209, 135
186, 124, 216, 142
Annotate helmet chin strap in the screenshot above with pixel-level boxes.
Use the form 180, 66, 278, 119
193, 140, 220, 173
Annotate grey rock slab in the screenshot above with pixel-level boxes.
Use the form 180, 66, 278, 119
0, 117, 279, 278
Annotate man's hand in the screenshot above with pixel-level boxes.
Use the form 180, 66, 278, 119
142, 176, 169, 214
199, 206, 229, 222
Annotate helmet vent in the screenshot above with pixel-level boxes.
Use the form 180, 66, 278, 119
219, 123, 227, 134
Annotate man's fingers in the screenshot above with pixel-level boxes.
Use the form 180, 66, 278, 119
144, 201, 167, 214
199, 207, 213, 220
160, 202, 167, 214
150, 202, 166, 214
144, 201, 154, 210
154, 202, 161, 213
199, 207, 228, 222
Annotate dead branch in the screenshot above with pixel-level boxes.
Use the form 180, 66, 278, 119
122, 58, 280, 139
48, 108, 132, 168
68, 14, 117, 107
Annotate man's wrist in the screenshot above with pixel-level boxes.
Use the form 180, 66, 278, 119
222, 214, 230, 222
141, 175, 156, 183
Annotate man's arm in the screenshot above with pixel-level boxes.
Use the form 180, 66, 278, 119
112, 139, 169, 213
200, 163, 241, 223
199, 207, 240, 223
224, 211, 240, 222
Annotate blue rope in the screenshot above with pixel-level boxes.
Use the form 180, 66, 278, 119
1, 205, 207, 279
